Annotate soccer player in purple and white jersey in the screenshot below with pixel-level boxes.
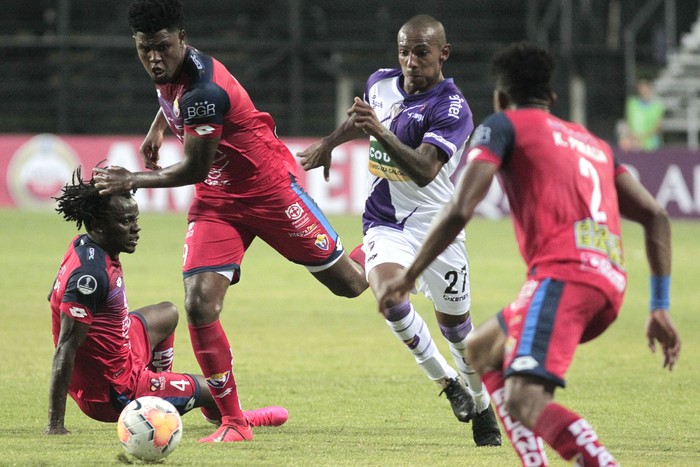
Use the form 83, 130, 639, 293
379, 42, 681, 466
298, 14, 501, 447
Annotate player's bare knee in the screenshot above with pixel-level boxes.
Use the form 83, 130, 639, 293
159, 301, 179, 332
184, 291, 223, 324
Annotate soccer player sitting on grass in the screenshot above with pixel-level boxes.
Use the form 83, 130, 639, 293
379, 42, 681, 466
45, 168, 288, 436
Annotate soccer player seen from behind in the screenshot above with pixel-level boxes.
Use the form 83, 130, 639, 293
46, 168, 287, 436
92, 0, 367, 443
298, 14, 501, 447
379, 42, 681, 466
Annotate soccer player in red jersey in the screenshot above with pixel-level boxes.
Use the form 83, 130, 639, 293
379, 42, 681, 466
92, 0, 366, 442
46, 168, 287, 436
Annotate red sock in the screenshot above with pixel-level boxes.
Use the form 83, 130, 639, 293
149, 332, 175, 372
188, 321, 245, 424
534, 403, 618, 466
349, 243, 365, 271
482, 370, 549, 467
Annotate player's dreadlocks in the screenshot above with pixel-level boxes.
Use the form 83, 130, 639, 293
128, 0, 185, 34
54, 167, 130, 231
490, 41, 555, 106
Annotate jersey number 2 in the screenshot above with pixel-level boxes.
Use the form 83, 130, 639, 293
578, 157, 608, 223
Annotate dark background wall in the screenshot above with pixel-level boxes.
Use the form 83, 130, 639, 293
1, 0, 698, 144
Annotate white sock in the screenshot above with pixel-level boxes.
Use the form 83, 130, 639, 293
448, 340, 491, 413
385, 303, 457, 381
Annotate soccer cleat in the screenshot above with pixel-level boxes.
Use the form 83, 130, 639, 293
198, 417, 253, 443
439, 378, 476, 423
471, 405, 502, 447
245, 406, 289, 427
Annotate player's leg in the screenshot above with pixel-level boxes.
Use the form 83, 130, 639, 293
181, 218, 253, 443
497, 279, 619, 466
466, 315, 549, 464
422, 241, 500, 445
257, 175, 367, 298
363, 228, 467, 415
132, 302, 178, 372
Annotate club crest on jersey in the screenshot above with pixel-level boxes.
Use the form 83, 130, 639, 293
315, 234, 329, 251
173, 97, 180, 118
77, 275, 97, 295
206, 371, 230, 389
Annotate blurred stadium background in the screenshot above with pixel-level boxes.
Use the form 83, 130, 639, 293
1, 0, 700, 219
1, 0, 698, 141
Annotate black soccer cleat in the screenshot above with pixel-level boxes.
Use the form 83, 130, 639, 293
439, 378, 476, 423
471, 404, 502, 446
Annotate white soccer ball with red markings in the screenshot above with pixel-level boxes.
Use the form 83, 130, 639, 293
117, 396, 183, 461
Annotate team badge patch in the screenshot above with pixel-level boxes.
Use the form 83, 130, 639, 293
314, 234, 329, 251
77, 275, 97, 295
206, 371, 230, 389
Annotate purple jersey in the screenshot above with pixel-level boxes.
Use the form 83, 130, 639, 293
362, 69, 473, 235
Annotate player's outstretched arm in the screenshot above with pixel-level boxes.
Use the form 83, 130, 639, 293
297, 98, 366, 181
615, 170, 680, 370
46, 314, 89, 435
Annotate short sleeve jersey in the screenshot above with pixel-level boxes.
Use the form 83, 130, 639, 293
362, 69, 473, 236
155, 46, 298, 200
468, 109, 628, 302
49, 235, 140, 402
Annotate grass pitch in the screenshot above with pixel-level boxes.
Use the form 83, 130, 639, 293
0, 210, 697, 466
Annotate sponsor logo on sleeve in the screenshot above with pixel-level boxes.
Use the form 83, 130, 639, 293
69, 306, 88, 318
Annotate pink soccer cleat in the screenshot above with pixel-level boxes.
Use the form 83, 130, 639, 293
198, 417, 253, 443
245, 406, 289, 427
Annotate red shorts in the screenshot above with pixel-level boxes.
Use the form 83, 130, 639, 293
498, 277, 619, 387
70, 314, 201, 422
183, 175, 343, 283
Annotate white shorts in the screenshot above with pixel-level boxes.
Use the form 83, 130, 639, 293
364, 226, 470, 315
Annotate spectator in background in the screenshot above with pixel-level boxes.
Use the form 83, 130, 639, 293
620, 78, 665, 151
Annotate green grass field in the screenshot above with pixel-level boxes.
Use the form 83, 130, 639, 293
0, 209, 697, 466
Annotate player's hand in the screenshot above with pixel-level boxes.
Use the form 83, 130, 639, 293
297, 141, 333, 182
140, 130, 164, 170
377, 274, 414, 312
349, 97, 383, 137
44, 425, 70, 435
92, 166, 135, 195
646, 310, 681, 371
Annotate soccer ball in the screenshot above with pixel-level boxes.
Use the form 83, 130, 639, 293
117, 396, 183, 461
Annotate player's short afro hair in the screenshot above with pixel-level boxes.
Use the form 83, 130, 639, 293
128, 0, 185, 34
490, 41, 555, 105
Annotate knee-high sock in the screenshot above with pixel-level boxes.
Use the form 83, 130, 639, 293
149, 332, 175, 373
188, 321, 245, 424
439, 318, 490, 412
482, 370, 549, 467
534, 403, 619, 466
385, 301, 457, 381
